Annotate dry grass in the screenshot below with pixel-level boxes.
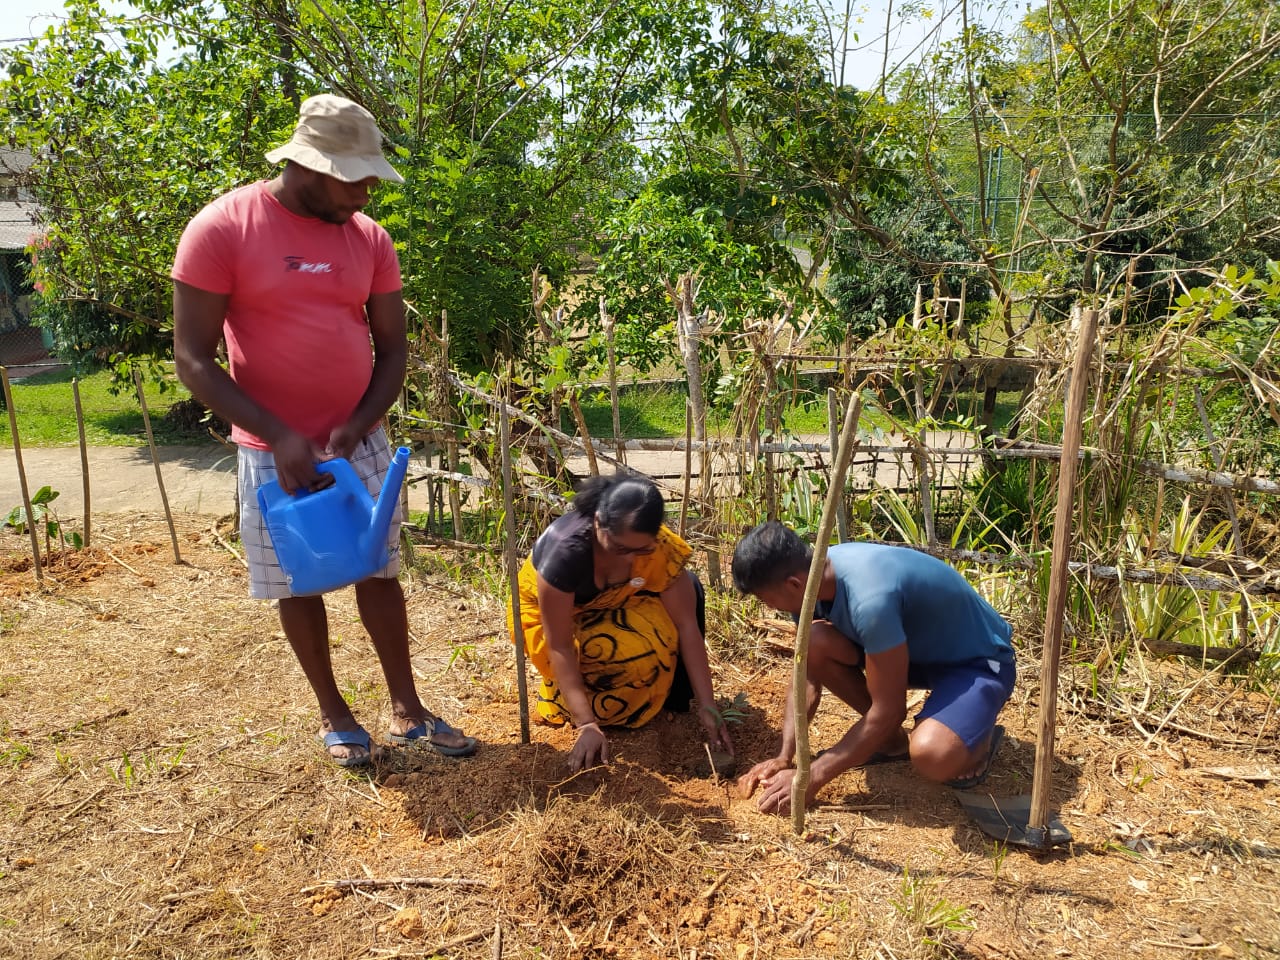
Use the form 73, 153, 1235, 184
0, 515, 1278, 960
496, 795, 700, 924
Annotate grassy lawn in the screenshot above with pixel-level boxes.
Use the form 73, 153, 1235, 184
0, 367, 209, 447
2, 367, 1022, 448
570, 381, 1022, 438
570, 382, 879, 438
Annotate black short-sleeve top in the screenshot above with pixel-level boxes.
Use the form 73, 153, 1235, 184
531, 511, 600, 605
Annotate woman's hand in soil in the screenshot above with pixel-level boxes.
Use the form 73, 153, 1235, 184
568, 722, 610, 772
698, 706, 735, 756
736, 756, 790, 798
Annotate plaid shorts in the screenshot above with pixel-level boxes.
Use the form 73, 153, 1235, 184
238, 426, 403, 599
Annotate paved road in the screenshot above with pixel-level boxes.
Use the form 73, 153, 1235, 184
0, 445, 240, 518
0, 444, 722, 518
0, 434, 973, 520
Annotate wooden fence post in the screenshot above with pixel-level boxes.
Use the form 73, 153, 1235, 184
1, 366, 42, 583
601, 297, 625, 467
134, 368, 182, 563
500, 390, 531, 744
827, 387, 850, 542
910, 287, 937, 545
1027, 307, 1099, 848
73, 377, 92, 549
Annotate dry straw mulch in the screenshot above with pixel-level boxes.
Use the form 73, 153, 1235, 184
0, 514, 1278, 959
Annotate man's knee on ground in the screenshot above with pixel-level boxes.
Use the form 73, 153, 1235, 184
908, 720, 972, 781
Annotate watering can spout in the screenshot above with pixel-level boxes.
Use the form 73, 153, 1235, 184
365, 446, 411, 552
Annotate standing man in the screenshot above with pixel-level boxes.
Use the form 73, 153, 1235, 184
172, 94, 476, 767
732, 522, 1015, 814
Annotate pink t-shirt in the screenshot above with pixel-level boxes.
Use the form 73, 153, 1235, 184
171, 181, 402, 450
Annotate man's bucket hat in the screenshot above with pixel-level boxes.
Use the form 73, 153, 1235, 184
265, 94, 404, 184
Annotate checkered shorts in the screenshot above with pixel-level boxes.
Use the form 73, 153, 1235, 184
238, 426, 403, 599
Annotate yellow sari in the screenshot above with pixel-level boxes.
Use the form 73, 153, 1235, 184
509, 524, 692, 727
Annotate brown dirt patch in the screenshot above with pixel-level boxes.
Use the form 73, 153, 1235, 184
0, 515, 1277, 959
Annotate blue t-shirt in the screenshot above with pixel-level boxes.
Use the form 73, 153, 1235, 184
814, 543, 1012, 666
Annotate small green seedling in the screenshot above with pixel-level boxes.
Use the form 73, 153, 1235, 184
5, 486, 83, 551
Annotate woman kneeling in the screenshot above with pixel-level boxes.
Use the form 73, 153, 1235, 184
509, 475, 734, 772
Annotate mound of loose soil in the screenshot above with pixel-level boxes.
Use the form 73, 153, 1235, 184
0, 514, 1277, 959
161, 396, 232, 442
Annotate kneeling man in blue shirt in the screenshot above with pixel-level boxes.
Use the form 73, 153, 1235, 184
733, 521, 1016, 814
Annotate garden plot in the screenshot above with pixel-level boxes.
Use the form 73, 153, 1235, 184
0, 515, 1276, 960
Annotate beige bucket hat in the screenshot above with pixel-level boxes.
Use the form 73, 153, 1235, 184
265, 94, 404, 184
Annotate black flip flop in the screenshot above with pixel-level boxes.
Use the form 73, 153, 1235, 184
946, 724, 1005, 790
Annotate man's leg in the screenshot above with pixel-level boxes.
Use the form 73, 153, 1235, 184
278, 595, 368, 763
910, 721, 987, 781
807, 622, 911, 756
354, 576, 471, 751
909, 657, 1015, 782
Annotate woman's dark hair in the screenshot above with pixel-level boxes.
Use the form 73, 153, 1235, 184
731, 521, 812, 594
571, 474, 665, 535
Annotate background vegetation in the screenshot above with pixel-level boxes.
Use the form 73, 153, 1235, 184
2, 0, 1278, 685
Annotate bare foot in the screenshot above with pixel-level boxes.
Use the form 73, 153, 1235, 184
884, 727, 912, 757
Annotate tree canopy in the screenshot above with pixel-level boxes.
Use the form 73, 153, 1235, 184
2, 0, 1278, 376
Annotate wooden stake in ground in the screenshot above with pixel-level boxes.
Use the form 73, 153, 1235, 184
499, 393, 531, 744
910, 286, 937, 546
1, 365, 43, 583
133, 367, 182, 563
1027, 307, 1099, 848
791, 391, 864, 833
679, 399, 692, 539
438, 309, 463, 540
72, 376, 91, 549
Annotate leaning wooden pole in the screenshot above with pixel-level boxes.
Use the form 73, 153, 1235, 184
133, 368, 182, 563
791, 390, 864, 833
567, 394, 599, 477
1, 366, 43, 583
72, 377, 91, 549
601, 297, 625, 466
500, 393, 531, 744
1027, 307, 1099, 848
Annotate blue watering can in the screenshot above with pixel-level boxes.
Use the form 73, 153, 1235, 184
257, 446, 411, 595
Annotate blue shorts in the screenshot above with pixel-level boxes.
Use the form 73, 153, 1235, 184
909, 655, 1016, 749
